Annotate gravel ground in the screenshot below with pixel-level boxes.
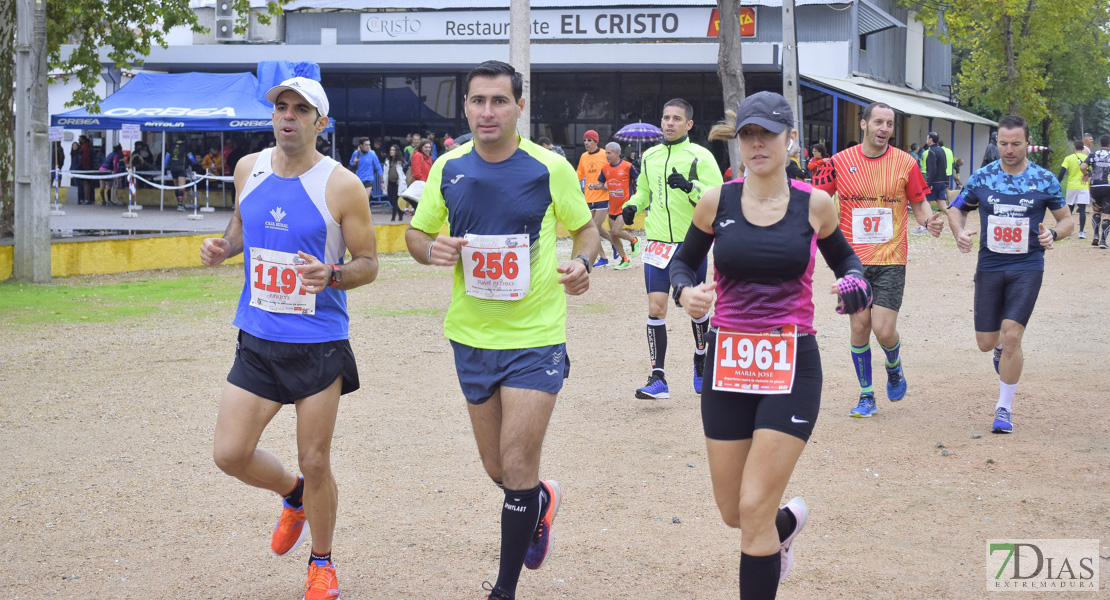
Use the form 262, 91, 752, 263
2, 225, 1108, 599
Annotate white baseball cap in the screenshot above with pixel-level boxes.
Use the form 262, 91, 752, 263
266, 77, 329, 118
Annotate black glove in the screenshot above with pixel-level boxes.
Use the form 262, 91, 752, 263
621, 204, 637, 226
835, 270, 873, 315
667, 167, 693, 193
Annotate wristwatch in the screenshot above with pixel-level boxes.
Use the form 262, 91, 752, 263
672, 284, 689, 307
1049, 229, 1058, 241
328, 264, 342, 288
574, 254, 592, 274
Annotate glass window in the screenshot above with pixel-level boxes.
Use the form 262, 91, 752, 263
346, 75, 382, 121
384, 76, 421, 122
619, 73, 661, 123
420, 75, 458, 119
321, 74, 348, 123
531, 73, 576, 121
573, 74, 615, 120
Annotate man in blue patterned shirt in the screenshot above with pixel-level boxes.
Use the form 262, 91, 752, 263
947, 114, 1073, 434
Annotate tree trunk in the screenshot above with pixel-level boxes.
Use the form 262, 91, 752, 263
0, 0, 16, 239
717, 0, 746, 177
1003, 14, 1018, 115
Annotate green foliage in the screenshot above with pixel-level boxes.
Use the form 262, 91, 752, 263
47, 0, 288, 112
905, 0, 1110, 136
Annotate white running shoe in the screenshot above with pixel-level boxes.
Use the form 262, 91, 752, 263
1079, 231, 1086, 239
779, 497, 809, 582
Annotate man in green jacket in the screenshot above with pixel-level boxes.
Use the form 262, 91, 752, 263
614, 98, 723, 399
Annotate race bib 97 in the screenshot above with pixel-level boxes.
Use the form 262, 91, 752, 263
851, 207, 893, 244
712, 325, 798, 394
249, 248, 315, 315
461, 233, 531, 300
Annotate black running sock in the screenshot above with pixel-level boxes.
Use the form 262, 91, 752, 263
739, 552, 781, 600
494, 484, 543, 597
691, 314, 709, 352
309, 549, 331, 565
284, 477, 305, 509
648, 317, 667, 374
775, 508, 797, 543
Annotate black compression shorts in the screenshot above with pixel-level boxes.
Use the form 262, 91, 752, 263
701, 331, 822, 442
973, 270, 1043, 331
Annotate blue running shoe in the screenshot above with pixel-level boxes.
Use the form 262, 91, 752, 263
635, 373, 670, 399
524, 480, 561, 570
593, 257, 609, 268
849, 393, 877, 418
693, 356, 704, 394
993, 346, 1002, 374
991, 407, 1013, 434
886, 362, 907, 401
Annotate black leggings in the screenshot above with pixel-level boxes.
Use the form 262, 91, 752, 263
387, 180, 402, 221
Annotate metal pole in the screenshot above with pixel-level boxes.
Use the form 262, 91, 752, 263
14, 0, 51, 282
509, 0, 531, 138
159, 133, 165, 210
781, 0, 804, 152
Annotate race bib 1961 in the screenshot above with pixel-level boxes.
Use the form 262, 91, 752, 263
986, 215, 1029, 254
712, 325, 798, 394
852, 207, 894, 244
641, 240, 678, 269
249, 248, 316, 315
461, 233, 531, 300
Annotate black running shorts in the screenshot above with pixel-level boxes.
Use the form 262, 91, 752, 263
700, 331, 822, 442
973, 269, 1044, 331
863, 264, 906, 312
227, 330, 360, 404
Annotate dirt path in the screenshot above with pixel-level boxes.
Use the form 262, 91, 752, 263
2, 228, 1107, 599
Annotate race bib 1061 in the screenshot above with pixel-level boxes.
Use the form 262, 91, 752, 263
712, 325, 798, 394
461, 233, 531, 300
249, 248, 316, 315
641, 240, 678, 269
986, 215, 1029, 254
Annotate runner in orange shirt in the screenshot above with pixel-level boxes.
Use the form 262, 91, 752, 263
598, 141, 641, 269
811, 101, 943, 418
579, 130, 616, 268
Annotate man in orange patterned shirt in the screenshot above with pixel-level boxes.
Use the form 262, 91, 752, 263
812, 102, 943, 418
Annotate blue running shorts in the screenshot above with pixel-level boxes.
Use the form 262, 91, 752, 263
973, 269, 1043, 331
645, 247, 707, 294
450, 341, 570, 404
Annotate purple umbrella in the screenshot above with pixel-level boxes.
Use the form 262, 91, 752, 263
613, 122, 663, 155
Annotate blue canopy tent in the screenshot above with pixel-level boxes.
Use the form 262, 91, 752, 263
51, 71, 335, 131
52, 70, 333, 209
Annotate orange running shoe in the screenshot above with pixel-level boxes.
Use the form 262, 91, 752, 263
271, 497, 308, 556
524, 480, 562, 570
303, 560, 340, 600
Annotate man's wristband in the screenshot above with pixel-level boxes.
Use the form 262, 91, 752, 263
427, 240, 436, 263
574, 254, 592, 274
1050, 228, 1058, 241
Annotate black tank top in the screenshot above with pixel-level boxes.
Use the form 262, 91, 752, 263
712, 179, 815, 285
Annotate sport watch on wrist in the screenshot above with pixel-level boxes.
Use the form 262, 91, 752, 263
328, 264, 342, 288
574, 254, 592, 274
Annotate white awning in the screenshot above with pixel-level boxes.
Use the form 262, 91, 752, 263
857, 0, 904, 36
281, 0, 851, 9
802, 73, 997, 127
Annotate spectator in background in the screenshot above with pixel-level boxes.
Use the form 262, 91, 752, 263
349, 137, 385, 206
69, 141, 83, 204
808, 144, 828, 175
383, 143, 408, 222
405, 139, 434, 216
78, 135, 94, 205
98, 143, 125, 206
201, 145, 223, 176
405, 132, 422, 161
981, 131, 1000, 167
925, 132, 950, 213
443, 137, 456, 151
628, 149, 641, 171
130, 141, 154, 189
537, 136, 566, 158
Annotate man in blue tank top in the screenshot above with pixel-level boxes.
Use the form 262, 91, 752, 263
199, 77, 379, 600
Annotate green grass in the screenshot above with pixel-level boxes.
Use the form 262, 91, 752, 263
0, 273, 240, 325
